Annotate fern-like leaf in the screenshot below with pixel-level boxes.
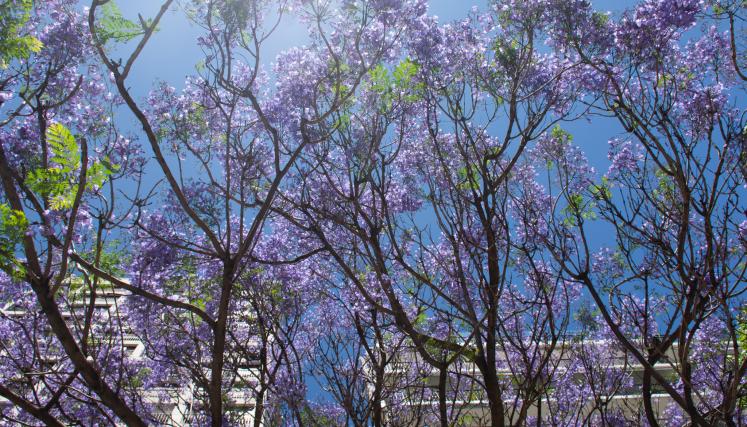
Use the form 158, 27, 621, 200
96, 2, 151, 45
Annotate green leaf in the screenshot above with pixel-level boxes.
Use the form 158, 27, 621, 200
26, 123, 117, 210
393, 58, 425, 102
551, 124, 573, 142
332, 112, 351, 130
393, 58, 418, 87
591, 11, 610, 27
0, 0, 42, 68
590, 177, 612, 200
0, 35, 42, 68
26, 167, 75, 210
96, 1, 150, 45
414, 311, 427, 327
47, 123, 80, 171
366, 58, 424, 111
86, 159, 112, 190
0, 203, 28, 277
368, 63, 391, 94
457, 165, 480, 191
561, 192, 597, 226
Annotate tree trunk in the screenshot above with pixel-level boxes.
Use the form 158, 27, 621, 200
372, 362, 384, 427
33, 279, 147, 427
210, 264, 235, 426
642, 362, 661, 427
477, 358, 505, 427
438, 366, 448, 427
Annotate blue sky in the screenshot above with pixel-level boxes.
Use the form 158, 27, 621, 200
114, 0, 635, 96
111, 0, 636, 165
104, 0, 709, 402
109, 0, 638, 253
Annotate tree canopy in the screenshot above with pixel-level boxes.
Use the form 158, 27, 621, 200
0, 0, 745, 426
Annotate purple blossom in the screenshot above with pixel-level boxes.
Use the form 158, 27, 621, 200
606, 138, 644, 180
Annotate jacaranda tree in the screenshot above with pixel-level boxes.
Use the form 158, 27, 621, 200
0, 0, 744, 426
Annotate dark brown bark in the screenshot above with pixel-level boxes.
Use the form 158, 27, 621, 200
31, 278, 147, 427
642, 360, 661, 427
0, 384, 65, 427
209, 263, 235, 427
438, 366, 448, 427
475, 354, 506, 427
0, 141, 147, 427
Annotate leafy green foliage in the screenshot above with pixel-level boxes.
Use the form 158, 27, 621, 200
369, 63, 390, 93
331, 111, 352, 131
367, 58, 425, 111
561, 192, 597, 226
25, 123, 118, 210
590, 177, 612, 201
95, 1, 150, 45
413, 311, 428, 327
0, 204, 28, 277
457, 165, 481, 191
551, 124, 573, 142
591, 11, 610, 27
392, 58, 419, 88
48, 122, 81, 172
0, 0, 43, 68
652, 168, 676, 205
26, 168, 72, 210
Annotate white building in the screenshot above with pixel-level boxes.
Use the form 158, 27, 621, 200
0, 284, 263, 426
373, 340, 679, 426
